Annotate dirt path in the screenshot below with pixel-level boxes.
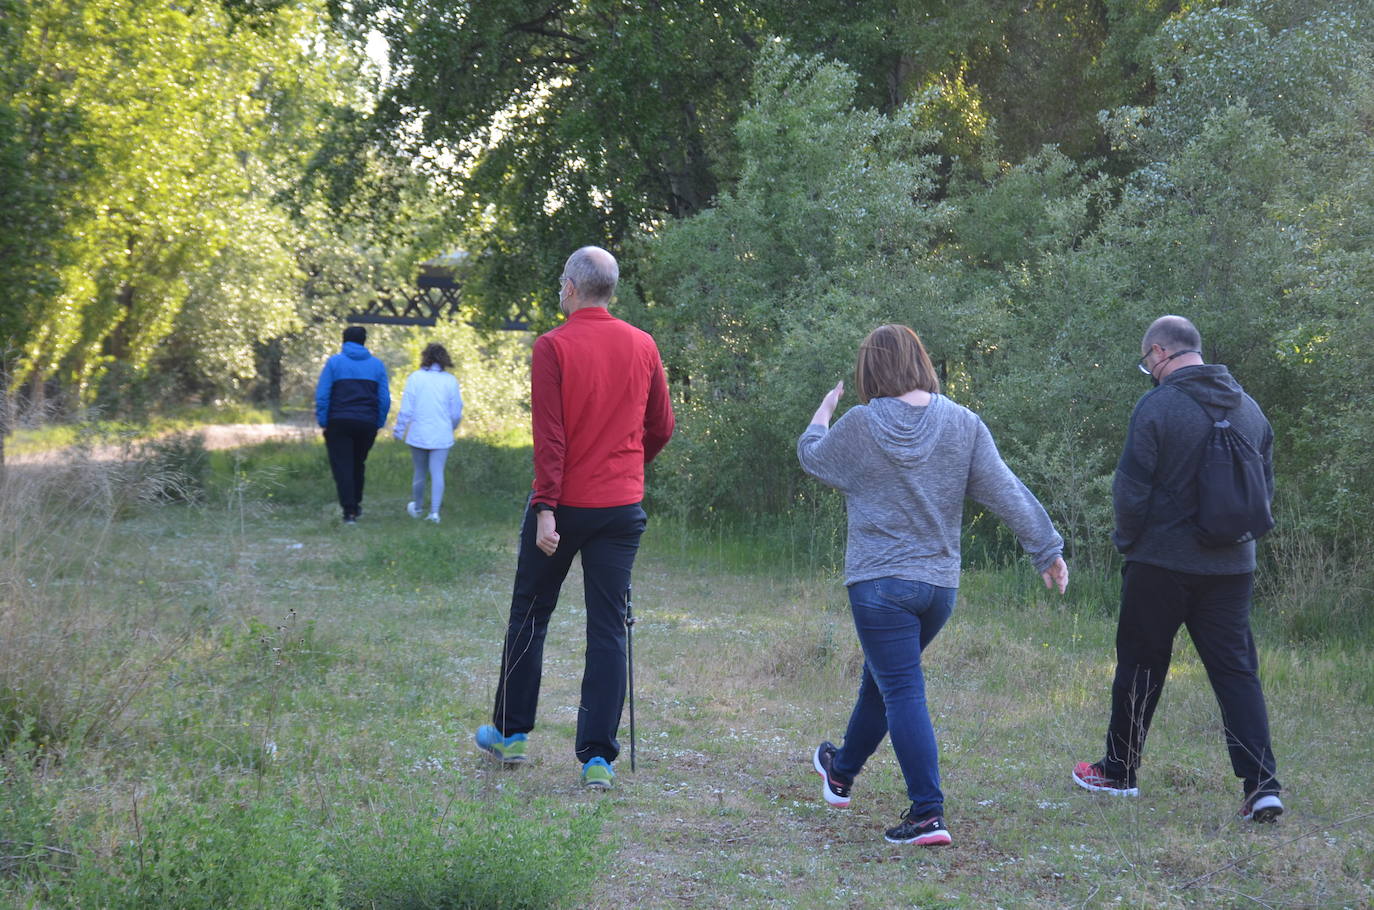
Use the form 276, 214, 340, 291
7, 422, 317, 465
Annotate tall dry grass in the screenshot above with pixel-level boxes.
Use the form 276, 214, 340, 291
0, 451, 196, 752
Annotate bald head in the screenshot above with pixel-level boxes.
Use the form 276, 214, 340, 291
563, 246, 619, 305
1142, 315, 1201, 356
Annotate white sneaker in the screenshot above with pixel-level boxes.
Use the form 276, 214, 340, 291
426, 513, 440, 523
406, 501, 421, 518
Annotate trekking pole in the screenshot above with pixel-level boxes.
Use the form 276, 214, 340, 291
625, 584, 637, 773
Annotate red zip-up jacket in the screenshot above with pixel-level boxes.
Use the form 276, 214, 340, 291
530, 306, 675, 509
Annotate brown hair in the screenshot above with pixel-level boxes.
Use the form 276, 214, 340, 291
854, 324, 940, 403
420, 342, 453, 370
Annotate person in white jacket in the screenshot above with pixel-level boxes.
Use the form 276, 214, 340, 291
393, 343, 464, 522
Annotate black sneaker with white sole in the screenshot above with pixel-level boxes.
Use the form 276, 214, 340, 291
884, 808, 952, 846
1240, 792, 1283, 823
812, 741, 852, 808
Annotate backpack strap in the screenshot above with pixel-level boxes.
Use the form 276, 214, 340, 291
1173, 386, 1225, 425
1173, 386, 1264, 451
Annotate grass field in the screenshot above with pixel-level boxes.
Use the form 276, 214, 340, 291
2, 434, 1371, 908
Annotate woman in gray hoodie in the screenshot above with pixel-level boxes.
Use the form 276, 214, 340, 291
798, 324, 1069, 847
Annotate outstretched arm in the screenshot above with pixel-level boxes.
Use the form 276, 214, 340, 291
797, 382, 862, 493
809, 381, 844, 429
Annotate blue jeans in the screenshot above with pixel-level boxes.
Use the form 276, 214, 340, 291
833, 577, 956, 818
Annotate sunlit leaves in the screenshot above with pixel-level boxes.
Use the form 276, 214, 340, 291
6, 0, 370, 400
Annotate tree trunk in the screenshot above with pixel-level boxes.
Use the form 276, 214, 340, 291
0, 372, 7, 470
28, 370, 45, 418
266, 337, 283, 416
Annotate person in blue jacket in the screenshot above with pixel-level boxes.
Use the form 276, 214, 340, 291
315, 325, 390, 523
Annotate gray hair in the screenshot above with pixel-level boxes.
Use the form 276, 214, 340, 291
564, 246, 618, 303
1142, 315, 1201, 353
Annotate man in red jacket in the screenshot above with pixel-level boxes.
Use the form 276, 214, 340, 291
476, 246, 675, 789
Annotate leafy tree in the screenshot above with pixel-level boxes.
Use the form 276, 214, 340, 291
2, 0, 416, 421
632, 45, 956, 514
351, 0, 771, 328
630, 0, 1374, 581
1264, 73, 1374, 546
0, 0, 83, 456
1144, 0, 1373, 151
350, 0, 1174, 327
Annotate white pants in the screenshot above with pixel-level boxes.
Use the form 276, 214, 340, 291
409, 446, 451, 514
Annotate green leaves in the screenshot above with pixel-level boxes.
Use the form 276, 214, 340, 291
358, 0, 765, 326
629, 0, 1374, 571
3, 0, 382, 402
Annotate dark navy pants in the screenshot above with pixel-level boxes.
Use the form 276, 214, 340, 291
323, 419, 376, 519
492, 501, 646, 764
1102, 561, 1280, 797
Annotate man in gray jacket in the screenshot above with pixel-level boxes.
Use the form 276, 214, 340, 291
1073, 315, 1283, 822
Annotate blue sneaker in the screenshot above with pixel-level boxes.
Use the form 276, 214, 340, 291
475, 724, 527, 763
581, 757, 614, 789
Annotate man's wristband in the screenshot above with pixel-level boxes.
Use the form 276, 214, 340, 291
532, 502, 555, 513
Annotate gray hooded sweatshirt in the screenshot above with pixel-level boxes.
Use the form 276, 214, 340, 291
797, 395, 1063, 588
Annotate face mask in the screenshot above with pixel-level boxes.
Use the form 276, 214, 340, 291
1145, 349, 1200, 387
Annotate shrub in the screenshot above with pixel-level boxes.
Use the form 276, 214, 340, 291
0, 743, 71, 884
330, 792, 606, 910
63, 796, 341, 909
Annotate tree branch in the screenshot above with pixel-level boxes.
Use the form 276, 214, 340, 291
1178, 809, 1374, 890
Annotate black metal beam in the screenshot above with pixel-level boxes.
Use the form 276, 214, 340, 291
344, 273, 530, 331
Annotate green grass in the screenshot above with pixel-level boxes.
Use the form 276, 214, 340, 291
1, 434, 1371, 908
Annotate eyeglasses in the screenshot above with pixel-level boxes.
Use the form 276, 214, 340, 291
1136, 350, 1154, 375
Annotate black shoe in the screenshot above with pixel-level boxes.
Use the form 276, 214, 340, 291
884, 808, 952, 846
1240, 792, 1284, 823
812, 741, 852, 807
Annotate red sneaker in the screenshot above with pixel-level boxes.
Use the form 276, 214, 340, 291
1072, 761, 1140, 796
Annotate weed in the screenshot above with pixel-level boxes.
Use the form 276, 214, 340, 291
329, 790, 607, 909
0, 740, 73, 883
62, 794, 342, 909
0, 461, 189, 751
1259, 517, 1374, 645
137, 432, 210, 503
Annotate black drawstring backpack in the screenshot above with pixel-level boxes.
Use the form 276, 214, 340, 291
1181, 393, 1275, 547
